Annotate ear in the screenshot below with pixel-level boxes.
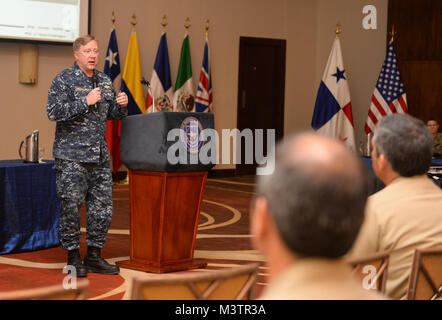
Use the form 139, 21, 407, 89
377, 153, 390, 171
250, 197, 271, 253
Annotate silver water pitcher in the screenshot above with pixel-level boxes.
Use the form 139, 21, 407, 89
19, 129, 39, 163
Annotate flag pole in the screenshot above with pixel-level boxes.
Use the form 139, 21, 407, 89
131, 14, 137, 32
111, 10, 116, 28
389, 24, 396, 43
335, 22, 341, 38
161, 14, 168, 29
123, 13, 137, 186
123, 7, 130, 187
185, 17, 191, 34
205, 19, 210, 36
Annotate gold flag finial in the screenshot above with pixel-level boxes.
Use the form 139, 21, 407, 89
184, 17, 191, 30
390, 24, 396, 42
205, 19, 210, 35
161, 14, 168, 28
131, 14, 137, 29
111, 11, 116, 28
335, 22, 341, 38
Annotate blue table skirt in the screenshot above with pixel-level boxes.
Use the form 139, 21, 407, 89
0, 160, 60, 254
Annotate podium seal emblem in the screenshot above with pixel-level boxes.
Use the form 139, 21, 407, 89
180, 117, 205, 153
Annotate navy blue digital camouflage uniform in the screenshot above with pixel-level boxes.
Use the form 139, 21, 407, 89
47, 62, 127, 251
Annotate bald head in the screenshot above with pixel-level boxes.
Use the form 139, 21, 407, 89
256, 133, 369, 258
281, 134, 362, 178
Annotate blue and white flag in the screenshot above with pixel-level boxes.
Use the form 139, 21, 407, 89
146, 32, 173, 112
195, 35, 213, 112
104, 28, 121, 90
311, 37, 356, 152
104, 28, 122, 174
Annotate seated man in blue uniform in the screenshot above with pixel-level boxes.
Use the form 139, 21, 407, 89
46, 35, 128, 277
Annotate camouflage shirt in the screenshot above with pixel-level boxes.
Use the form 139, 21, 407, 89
47, 62, 127, 163
433, 133, 442, 156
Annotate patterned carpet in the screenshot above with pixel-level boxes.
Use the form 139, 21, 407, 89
0, 175, 268, 299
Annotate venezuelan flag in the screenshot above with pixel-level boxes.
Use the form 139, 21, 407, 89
121, 31, 146, 115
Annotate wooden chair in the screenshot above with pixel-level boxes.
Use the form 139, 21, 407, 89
407, 247, 442, 300
345, 251, 390, 294
129, 263, 260, 300
0, 279, 89, 300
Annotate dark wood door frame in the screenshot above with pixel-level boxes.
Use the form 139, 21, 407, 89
236, 36, 286, 175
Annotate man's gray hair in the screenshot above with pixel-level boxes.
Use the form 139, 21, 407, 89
256, 133, 369, 258
73, 35, 96, 52
373, 113, 433, 176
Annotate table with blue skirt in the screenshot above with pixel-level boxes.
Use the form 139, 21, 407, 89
0, 159, 60, 254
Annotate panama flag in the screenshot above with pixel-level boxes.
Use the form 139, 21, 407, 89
146, 32, 173, 113
311, 37, 356, 152
195, 34, 213, 112
173, 33, 194, 112
104, 28, 123, 174
120, 31, 146, 115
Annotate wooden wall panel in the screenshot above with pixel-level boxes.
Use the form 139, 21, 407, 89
387, 0, 442, 122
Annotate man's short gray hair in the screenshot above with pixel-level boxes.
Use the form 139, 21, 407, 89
373, 113, 433, 176
73, 35, 96, 52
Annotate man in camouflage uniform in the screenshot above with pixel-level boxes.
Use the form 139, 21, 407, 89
47, 35, 128, 277
427, 119, 442, 157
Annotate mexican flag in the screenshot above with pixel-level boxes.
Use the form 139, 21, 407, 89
173, 33, 195, 112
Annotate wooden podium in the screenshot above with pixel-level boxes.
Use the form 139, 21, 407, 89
117, 112, 215, 273
116, 170, 208, 273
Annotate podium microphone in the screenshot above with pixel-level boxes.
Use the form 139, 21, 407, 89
140, 77, 150, 87
140, 77, 155, 112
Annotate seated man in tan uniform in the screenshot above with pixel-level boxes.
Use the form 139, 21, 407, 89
251, 133, 384, 299
349, 113, 442, 300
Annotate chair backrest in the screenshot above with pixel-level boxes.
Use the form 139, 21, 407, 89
407, 246, 442, 300
345, 251, 390, 294
0, 279, 89, 300
129, 263, 260, 300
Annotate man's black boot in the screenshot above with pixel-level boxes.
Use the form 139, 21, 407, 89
67, 249, 87, 277
83, 246, 120, 275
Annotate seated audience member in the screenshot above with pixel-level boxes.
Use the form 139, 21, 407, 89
251, 133, 384, 299
427, 118, 442, 157
349, 113, 442, 300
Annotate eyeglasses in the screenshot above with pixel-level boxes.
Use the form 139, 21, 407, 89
80, 49, 99, 56
427, 124, 439, 127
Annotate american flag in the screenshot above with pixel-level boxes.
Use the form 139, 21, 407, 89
365, 41, 407, 134
195, 34, 213, 112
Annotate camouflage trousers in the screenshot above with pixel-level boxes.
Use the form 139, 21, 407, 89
54, 159, 113, 251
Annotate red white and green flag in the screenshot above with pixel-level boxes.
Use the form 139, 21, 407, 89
173, 33, 195, 112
